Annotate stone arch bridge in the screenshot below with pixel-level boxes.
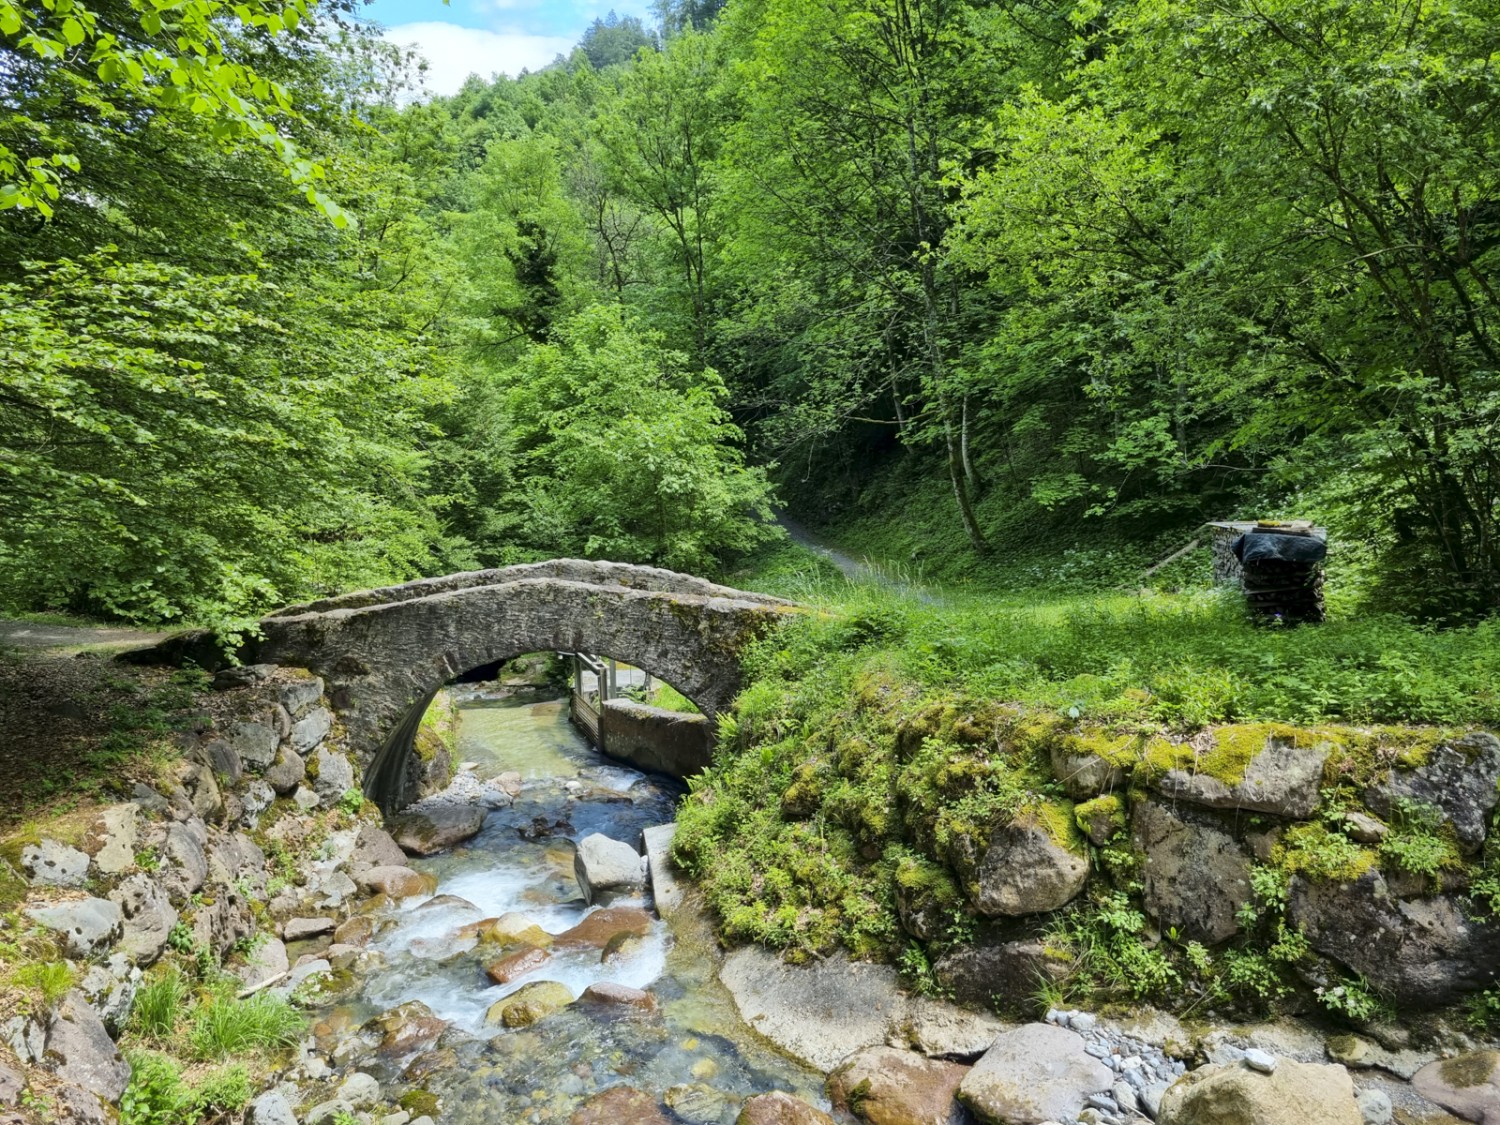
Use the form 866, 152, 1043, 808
141, 561, 799, 812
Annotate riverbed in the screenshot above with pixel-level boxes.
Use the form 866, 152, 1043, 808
318, 690, 835, 1124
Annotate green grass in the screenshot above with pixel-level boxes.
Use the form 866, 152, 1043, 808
187, 990, 304, 1059
676, 535, 1500, 1010
129, 967, 188, 1042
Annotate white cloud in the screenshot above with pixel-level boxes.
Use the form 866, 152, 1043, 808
382, 22, 574, 95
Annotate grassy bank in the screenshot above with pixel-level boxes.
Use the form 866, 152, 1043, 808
680, 540, 1500, 1022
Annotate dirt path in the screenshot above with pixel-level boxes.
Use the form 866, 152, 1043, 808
0, 619, 168, 651
777, 516, 939, 603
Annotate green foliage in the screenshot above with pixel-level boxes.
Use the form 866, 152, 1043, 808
1315, 976, 1388, 1025
187, 989, 304, 1060
120, 1051, 252, 1125
12, 959, 74, 1006
1379, 799, 1460, 879
129, 967, 187, 1042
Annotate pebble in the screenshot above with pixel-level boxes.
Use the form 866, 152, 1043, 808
1243, 1048, 1278, 1074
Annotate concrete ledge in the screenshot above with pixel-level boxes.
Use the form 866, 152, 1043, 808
601, 699, 712, 779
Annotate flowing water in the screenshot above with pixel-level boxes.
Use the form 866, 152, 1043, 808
317, 689, 834, 1124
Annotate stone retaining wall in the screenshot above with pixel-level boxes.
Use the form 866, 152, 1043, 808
599, 699, 713, 779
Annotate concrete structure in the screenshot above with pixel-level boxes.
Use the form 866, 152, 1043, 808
137, 561, 797, 812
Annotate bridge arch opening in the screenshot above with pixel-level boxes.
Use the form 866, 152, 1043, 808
364, 647, 715, 816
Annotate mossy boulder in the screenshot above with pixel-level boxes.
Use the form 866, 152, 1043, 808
1075, 794, 1128, 846
1412, 1051, 1500, 1123
1152, 729, 1330, 819
969, 806, 1089, 917
485, 980, 575, 1028
1366, 733, 1500, 856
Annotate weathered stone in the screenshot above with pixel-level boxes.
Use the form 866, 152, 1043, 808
235, 937, 289, 990
1368, 735, 1500, 855
1342, 811, 1388, 844
173, 759, 224, 820
78, 954, 140, 1034
829, 1046, 969, 1125
720, 947, 910, 1073
280, 677, 325, 718
54, 1080, 114, 1125
212, 663, 274, 690
246, 1090, 298, 1125
362, 1000, 449, 1059
581, 981, 658, 1012
1155, 737, 1329, 819
28, 898, 122, 957
202, 739, 243, 784
574, 832, 645, 905
350, 824, 407, 874
85, 804, 138, 875
1158, 1060, 1362, 1125
1050, 743, 1126, 799
45, 992, 130, 1104
485, 946, 551, 985
357, 865, 435, 900
229, 721, 279, 769
160, 822, 209, 900
1290, 870, 1500, 1008
1356, 1087, 1394, 1125
291, 706, 334, 754
188, 890, 254, 959
263, 749, 306, 795
970, 819, 1089, 917
304, 1098, 356, 1125
737, 1092, 835, 1125
570, 1086, 669, 1125
1134, 798, 1252, 944
935, 935, 1067, 1011
485, 981, 574, 1028
292, 785, 319, 811
957, 1023, 1113, 1125
1412, 1052, 1500, 1124
664, 1083, 730, 1124
389, 805, 486, 855
311, 747, 355, 800
109, 874, 177, 964
553, 907, 651, 950
904, 999, 1012, 1062
642, 823, 684, 917
338, 1072, 380, 1110
334, 915, 375, 947
21, 839, 90, 887
0, 1058, 22, 1106
283, 916, 336, 941
240, 780, 274, 824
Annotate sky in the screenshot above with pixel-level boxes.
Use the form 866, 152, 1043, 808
365, 0, 657, 97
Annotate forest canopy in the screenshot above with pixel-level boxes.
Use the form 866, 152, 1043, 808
2, 0, 1497, 629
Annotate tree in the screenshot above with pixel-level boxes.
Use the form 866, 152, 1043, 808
579, 10, 657, 70
493, 305, 778, 570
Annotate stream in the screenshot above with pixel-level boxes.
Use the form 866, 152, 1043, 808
314, 688, 834, 1124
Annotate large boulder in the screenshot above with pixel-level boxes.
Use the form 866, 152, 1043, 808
1411, 1051, 1500, 1124
290, 706, 334, 754
357, 865, 436, 900
553, 907, 652, 951
485, 981, 574, 1028
228, 721, 279, 769
574, 833, 645, 905
935, 932, 1067, 1011
45, 992, 130, 1104
109, 874, 178, 965
1154, 736, 1328, 819
1367, 734, 1500, 855
828, 1046, 969, 1125
28, 898, 122, 958
957, 1023, 1113, 1125
85, 804, 139, 876
1158, 1059, 1362, 1125
720, 947, 909, 1073
22, 840, 90, 887
1289, 870, 1500, 1008
968, 818, 1088, 916
349, 825, 407, 874
263, 750, 306, 796
389, 805, 486, 856
160, 821, 209, 900
1134, 798, 1252, 944
311, 747, 356, 800
367, 1001, 449, 1058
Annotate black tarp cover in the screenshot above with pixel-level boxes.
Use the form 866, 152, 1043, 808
1231, 532, 1328, 565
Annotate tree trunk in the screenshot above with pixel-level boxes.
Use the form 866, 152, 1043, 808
947, 419, 987, 553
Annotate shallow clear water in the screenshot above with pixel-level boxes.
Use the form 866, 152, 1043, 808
324, 691, 833, 1124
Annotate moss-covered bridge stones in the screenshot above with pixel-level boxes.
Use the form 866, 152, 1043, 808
137, 560, 799, 813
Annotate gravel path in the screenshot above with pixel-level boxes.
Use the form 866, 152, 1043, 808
0, 619, 167, 650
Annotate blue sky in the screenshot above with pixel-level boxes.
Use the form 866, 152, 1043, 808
367, 0, 657, 96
